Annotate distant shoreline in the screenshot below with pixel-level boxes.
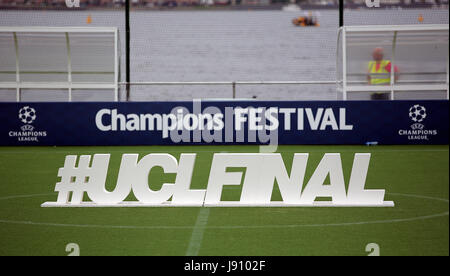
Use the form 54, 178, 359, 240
0, 3, 447, 12
0, 5, 284, 12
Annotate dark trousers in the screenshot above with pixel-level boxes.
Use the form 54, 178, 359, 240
371, 93, 390, 100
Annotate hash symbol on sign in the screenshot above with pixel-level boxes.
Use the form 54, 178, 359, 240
55, 155, 107, 204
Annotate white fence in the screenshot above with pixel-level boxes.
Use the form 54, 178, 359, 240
337, 24, 449, 100
0, 27, 119, 102
1, 25, 449, 102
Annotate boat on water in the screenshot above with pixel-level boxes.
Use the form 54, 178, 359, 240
292, 12, 320, 27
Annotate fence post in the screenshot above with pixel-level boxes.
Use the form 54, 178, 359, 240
232, 82, 236, 99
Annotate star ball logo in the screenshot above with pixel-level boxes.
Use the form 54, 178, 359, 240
8, 106, 47, 142
19, 106, 37, 125
398, 104, 437, 141
409, 104, 426, 123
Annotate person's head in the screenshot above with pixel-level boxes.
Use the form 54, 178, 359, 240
372, 47, 384, 62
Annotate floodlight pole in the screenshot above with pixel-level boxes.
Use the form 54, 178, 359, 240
126, 0, 131, 101
339, 0, 344, 27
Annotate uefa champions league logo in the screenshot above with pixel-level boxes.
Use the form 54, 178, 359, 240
8, 106, 46, 142
409, 104, 426, 123
398, 104, 437, 140
409, 105, 426, 130
19, 106, 37, 125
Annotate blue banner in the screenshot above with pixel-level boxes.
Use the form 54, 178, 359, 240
0, 100, 448, 146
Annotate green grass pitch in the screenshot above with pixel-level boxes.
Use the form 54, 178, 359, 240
0, 145, 448, 256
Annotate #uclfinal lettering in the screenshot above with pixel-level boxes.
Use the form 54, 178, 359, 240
43, 152, 393, 207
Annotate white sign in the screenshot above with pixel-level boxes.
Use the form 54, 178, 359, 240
41, 153, 394, 207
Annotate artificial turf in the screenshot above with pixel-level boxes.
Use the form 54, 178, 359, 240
0, 145, 448, 256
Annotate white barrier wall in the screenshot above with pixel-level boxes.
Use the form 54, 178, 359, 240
337, 24, 449, 100
0, 27, 119, 102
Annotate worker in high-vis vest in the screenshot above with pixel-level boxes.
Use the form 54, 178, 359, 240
367, 47, 399, 100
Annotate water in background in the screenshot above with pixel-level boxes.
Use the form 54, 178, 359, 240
0, 8, 448, 101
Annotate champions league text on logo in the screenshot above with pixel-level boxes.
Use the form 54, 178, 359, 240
398, 104, 438, 141
8, 106, 47, 142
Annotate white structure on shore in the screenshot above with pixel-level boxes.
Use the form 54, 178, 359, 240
282, 0, 301, 12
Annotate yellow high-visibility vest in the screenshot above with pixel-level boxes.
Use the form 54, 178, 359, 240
368, 60, 391, 85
